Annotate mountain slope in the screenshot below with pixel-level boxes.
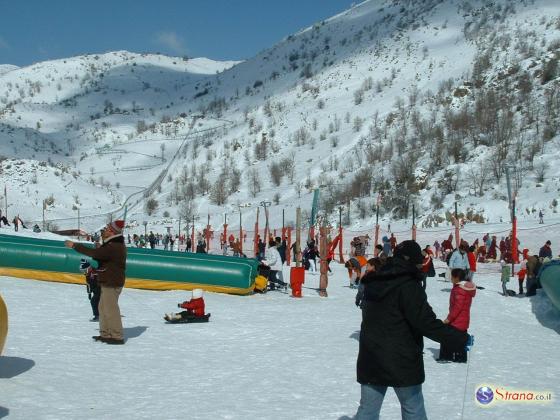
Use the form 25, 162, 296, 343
0, 0, 559, 232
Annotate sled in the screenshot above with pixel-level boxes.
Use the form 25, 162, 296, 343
0, 294, 7, 355
164, 313, 211, 324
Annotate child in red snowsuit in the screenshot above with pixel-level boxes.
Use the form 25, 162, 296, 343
164, 289, 205, 321
439, 268, 476, 363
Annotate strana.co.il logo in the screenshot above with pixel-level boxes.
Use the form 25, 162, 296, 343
475, 384, 552, 406
476, 386, 494, 405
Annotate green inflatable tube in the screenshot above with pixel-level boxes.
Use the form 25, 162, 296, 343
539, 260, 560, 311
0, 234, 258, 295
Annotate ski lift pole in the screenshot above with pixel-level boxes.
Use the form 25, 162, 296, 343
206, 213, 211, 252
338, 206, 344, 264
319, 221, 328, 297
239, 208, 243, 255
412, 204, 417, 241
254, 207, 260, 257
454, 202, 461, 248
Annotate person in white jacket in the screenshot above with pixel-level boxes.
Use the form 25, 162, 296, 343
262, 239, 285, 287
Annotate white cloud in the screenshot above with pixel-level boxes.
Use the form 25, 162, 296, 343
154, 31, 187, 55
0, 36, 9, 50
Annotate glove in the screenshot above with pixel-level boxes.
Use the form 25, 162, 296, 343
79, 258, 91, 272
465, 334, 475, 351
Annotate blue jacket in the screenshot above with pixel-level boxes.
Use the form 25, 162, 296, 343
382, 236, 392, 257
449, 250, 470, 270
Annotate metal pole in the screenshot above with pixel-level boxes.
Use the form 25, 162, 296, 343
254, 207, 260, 257
239, 209, 243, 255
77, 208, 81, 240
319, 221, 328, 297
191, 215, 195, 252
264, 203, 270, 243
206, 213, 211, 252
412, 204, 416, 241
42, 199, 45, 232
4, 184, 7, 220
224, 213, 227, 246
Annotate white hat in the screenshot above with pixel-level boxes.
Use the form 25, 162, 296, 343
192, 289, 204, 299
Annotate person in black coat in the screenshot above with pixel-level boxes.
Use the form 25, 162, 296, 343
355, 240, 468, 420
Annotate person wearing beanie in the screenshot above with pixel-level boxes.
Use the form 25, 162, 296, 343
354, 240, 469, 419
65, 220, 127, 345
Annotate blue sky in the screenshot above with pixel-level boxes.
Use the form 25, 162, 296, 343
0, 0, 355, 66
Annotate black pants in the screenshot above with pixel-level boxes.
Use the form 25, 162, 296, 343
526, 276, 537, 297
89, 285, 101, 317
439, 343, 467, 363
518, 279, 524, 294
420, 273, 427, 290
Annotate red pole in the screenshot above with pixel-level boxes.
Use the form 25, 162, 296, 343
338, 225, 344, 263
374, 224, 380, 249
310, 226, 315, 242
412, 225, 417, 241
286, 227, 292, 265
223, 223, 228, 248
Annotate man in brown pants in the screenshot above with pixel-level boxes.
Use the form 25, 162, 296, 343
65, 220, 127, 345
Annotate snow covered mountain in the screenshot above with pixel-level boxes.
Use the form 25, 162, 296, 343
0, 0, 559, 232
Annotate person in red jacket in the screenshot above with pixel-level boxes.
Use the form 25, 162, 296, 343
467, 245, 477, 281
164, 289, 206, 321
439, 268, 476, 363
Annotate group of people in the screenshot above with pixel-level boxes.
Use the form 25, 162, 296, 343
0, 211, 28, 231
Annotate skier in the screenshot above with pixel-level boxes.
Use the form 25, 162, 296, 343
257, 238, 266, 261
539, 210, 544, 224
500, 260, 512, 297
419, 247, 435, 290
65, 220, 127, 345
389, 233, 397, 252
439, 268, 476, 363
539, 240, 552, 259
345, 257, 364, 288
467, 245, 477, 281
487, 236, 498, 260
355, 258, 382, 308
382, 236, 392, 257
354, 240, 469, 419
526, 255, 541, 296
517, 259, 527, 295
449, 245, 470, 271
148, 231, 156, 249
262, 239, 286, 289
196, 239, 207, 253
304, 240, 318, 274
433, 240, 441, 259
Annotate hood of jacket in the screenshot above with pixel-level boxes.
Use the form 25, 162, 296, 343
362, 257, 422, 301
456, 281, 477, 296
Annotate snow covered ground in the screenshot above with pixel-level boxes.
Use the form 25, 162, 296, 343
1, 257, 559, 419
